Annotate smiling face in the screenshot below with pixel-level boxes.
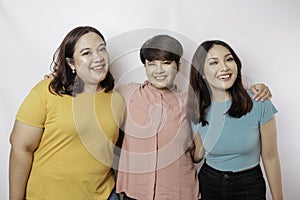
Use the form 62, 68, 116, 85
145, 59, 178, 92
204, 44, 238, 98
68, 32, 109, 92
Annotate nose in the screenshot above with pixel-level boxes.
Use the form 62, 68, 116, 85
155, 63, 164, 73
219, 61, 229, 71
93, 52, 105, 62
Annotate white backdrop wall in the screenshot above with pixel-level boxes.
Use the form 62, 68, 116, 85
1, 0, 299, 199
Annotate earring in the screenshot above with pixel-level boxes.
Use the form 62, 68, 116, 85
72, 69, 76, 73
202, 76, 205, 79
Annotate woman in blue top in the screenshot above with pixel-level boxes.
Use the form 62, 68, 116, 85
189, 40, 283, 200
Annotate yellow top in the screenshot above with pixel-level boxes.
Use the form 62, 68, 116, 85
17, 79, 125, 200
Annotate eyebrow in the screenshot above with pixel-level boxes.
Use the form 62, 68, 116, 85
207, 53, 232, 61
79, 43, 106, 53
224, 53, 232, 57
79, 48, 90, 53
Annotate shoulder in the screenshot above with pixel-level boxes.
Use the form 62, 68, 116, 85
29, 79, 52, 96
110, 90, 125, 102
115, 82, 141, 97
32, 79, 51, 89
173, 87, 188, 104
246, 89, 271, 106
246, 89, 278, 119
247, 89, 274, 106
115, 82, 141, 91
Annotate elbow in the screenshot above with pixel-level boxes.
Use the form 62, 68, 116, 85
193, 156, 204, 163
261, 150, 280, 162
192, 149, 205, 163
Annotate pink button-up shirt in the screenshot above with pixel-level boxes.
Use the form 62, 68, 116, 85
116, 81, 199, 200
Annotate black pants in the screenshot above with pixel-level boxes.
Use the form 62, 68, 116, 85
122, 193, 136, 200
199, 162, 266, 200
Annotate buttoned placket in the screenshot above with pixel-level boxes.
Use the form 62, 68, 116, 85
152, 91, 164, 200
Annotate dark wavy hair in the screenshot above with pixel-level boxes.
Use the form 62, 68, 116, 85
49, 26, 114, 96
189, 40, 253, 125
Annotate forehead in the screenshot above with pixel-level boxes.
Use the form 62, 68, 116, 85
75, 32, 105, 50
207, 45, 231, 58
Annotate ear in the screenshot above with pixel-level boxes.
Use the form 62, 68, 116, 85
66, 58, 75, 71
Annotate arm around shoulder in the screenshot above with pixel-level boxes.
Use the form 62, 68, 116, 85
249, 83, 272, 101
193, 132, 205, 163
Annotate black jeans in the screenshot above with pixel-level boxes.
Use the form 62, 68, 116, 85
199, 162, 266, 200
122, 193, 136, 200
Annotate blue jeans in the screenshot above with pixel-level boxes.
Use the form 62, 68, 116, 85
199, 162, 266, 200
108, 189, 120, 200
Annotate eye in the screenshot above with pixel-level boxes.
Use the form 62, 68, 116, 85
209, 61, 218, 66
82, 51, 92, 56
98, 47, 107, 52
226, 57, 234, 62
147, 62, 155, 66
162, 61, 171, 65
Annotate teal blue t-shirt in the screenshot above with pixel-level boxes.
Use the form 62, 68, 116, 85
192, 92, 277, 172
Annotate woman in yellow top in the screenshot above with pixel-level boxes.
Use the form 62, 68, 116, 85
9, 26, 125, 200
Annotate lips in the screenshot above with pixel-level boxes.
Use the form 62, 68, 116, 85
154, 75, 167, 80
91, 63, 106, 71
217, 73, 231, 80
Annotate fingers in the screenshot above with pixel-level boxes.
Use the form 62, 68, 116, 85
268, 91, 272, 100
254, 86, 272, 101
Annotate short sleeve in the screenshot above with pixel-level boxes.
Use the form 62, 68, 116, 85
16, 81, 48, 128
260, 99, 278, 126
111, 90, 126, 127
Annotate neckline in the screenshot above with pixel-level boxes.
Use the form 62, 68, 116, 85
212, 99, 231, 104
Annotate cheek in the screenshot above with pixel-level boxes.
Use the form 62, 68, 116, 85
105, 53, 110, 63
75, 58, 91, 70
145, 68, 154, 78
168, 71, 177, 81
204, 69, 215, 80
203, 66, 210, 76
232, 68, 238, 78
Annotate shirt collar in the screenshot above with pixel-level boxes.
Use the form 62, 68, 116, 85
142, 81, 178, 94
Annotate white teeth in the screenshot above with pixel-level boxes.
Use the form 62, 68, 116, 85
155, 76, 166, 80
92, 65, 105, 70
218, 74, 230, 79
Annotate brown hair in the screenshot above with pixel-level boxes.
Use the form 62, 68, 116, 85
49, 26, 114, 96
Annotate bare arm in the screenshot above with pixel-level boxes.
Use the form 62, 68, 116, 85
249, 83, 272, 101
193, 132, 205, 163
260, 117, 283, 200
9, 120, 43, 200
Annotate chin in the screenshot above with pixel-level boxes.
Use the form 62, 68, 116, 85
152, 84, 167, 89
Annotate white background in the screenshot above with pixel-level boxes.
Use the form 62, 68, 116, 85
1, 0, 299, 199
